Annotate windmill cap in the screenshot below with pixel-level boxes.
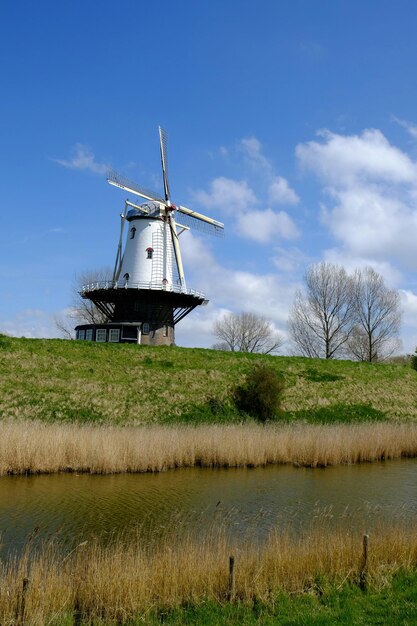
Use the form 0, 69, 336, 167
126, 202, 161, 220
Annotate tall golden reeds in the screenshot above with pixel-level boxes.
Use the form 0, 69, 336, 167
1, 420, 417, 475
1, 522, 417, 624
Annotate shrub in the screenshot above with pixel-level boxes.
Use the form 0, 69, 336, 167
172, 397, 245, 425
233, 364, 285, 422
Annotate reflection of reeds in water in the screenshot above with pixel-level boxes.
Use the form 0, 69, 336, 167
2, 519, 417, 624
2, 420, 417, 475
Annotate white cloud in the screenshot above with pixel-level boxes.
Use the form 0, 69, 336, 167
53, 144, 109, 175
321, 186, 417, 263
239, 136, 272, 172
272, 246, 311, 274
400, 289, 417, 320
240, 138, 300, 206
393, 116, 417, 140
268, 176, 299, 205
181, 233, 297, 332
297, 128, 417, 185
323, 249, 403, 287
399, 289, 417, 353
192, 137, 300, 243
192, 177, 258, 213
296, 128, 417, 270
175, 304, 230, 348
0, 309, 65, 339
236, 208, 299, 243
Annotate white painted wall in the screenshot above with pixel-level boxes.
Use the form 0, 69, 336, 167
118, 210, 174, 288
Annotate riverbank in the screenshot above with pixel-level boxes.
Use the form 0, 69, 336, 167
1, 334, 416, 425
3, 523, 417, 625
2, 420, 417, 475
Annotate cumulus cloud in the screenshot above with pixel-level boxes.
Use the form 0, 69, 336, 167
175, 303, 230, 348
192, 177, 258, 213
400, 289, 417, 320
191, 136, 300, 244
399, 289, 417, 352
192, 176, 299, 244
296, 128, 417, 270
239, 136, 272, 172
297, 128, 417, 185
237, 208, 299, 243
268, 176, 299, 205
181, 233, 297, 334
53, 144, 109, 175
239, 138, 299, 206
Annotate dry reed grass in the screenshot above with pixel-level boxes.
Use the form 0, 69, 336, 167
2, 522, 417, 625
2, 420, 417, 475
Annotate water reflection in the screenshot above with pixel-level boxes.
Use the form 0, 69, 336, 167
2, 459, 417, 555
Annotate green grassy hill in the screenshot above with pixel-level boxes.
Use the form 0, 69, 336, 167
0, 334, 416, 425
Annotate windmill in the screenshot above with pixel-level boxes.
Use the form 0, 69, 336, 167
75, 127, 224, 346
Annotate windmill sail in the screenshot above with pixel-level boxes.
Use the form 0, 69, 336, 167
159, 126, 171, 202
107, 169, 164, 203
176, 206, 224, 237
168, 213, 186, 289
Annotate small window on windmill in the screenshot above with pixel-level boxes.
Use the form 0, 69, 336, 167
86, 329, 93, 341
142, 322, 150, 335
123, 273, 130, 282
146, 247, 153, 259
130, 227, 136, 240
77, 330, 85, 340
163, 325, 168, 337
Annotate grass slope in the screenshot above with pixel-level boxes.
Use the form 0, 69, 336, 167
0, 334, 416, 425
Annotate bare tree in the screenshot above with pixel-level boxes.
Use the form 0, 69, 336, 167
71, 268, 113, 325
347, 267, 402, 362
55, 268, 112, 339
288, 262, 354, 359
213, 312, 284, 354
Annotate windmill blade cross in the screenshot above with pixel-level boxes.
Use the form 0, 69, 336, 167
107, 169, 164, 204
159, 126, 171, 203
176, 205, 224, 237
168, 214, 186, 289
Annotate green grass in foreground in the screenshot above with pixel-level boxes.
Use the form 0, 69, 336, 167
0, 334, 416, 425
50, 571, 417, 625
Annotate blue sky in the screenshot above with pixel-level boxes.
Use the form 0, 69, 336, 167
2, 0, 417, 352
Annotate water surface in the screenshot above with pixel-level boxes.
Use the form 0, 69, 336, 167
2, 459, 417, 554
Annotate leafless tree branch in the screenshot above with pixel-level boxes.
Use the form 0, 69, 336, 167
288, 262, 355, 359
347, 266, 402, 362
213, 312, 284, 354
54, 268, 113, 339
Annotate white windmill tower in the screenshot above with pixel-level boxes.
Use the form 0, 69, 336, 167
75, 127, 224, 346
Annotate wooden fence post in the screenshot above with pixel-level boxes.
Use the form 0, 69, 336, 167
73, 592, 82, 626
16, 577, 29, 626
227, 555, 236, 601
359, 533, 369, 591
